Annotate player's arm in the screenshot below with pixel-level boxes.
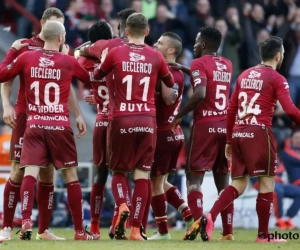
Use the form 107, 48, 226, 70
161, 82, 178, 106
225, 79, 239, 161
168, 62, 190, 76
94, 48, 114, 80
74, 41, 91, 58
0, 51, 24, 83
79, 42, 100, 59
158, 53, 174, 88
68, 85, 82, 118
275, 75, 300, 124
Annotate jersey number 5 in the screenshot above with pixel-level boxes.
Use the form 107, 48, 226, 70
215, 85, 227, 110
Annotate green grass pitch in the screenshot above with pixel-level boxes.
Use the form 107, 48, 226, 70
1, 228, 299, 250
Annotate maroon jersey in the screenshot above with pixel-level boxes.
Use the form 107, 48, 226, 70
0, 49, 90, 127
78, 56, 109, 119
227, 64, 300, 142
97, 43, 172, 118
84, 37, 127, 60
155, 67, 184, 129
10, 36, 44, 113
190, 55, 232, 124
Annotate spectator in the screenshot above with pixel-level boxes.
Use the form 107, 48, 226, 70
163, 0, 189, 21
280, 8, 300, 106
0, 124, 12, 166
186, 0, 214, 50
109, 18, 119, 36
215, 14, 241, 93
131, 0, 142, 12
281, 127, 300, 187
250, 4, 267, 36
146, 4, 186, 47
99, 0, 116, 20
64, 0, 91, 48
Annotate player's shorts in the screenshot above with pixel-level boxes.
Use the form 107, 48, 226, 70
93, 119, 108, 168
20, 125, 78, 170
231, 125, 276, 179
9, 112, 27, 162
151, 127, 184, 177
108, 115, 156, 173
186, 120, 229, 173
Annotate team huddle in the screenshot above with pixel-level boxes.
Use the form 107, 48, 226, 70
0, 6, 299, 243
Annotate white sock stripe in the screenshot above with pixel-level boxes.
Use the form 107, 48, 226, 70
155, 216, 167, 219
178, 203, 188, 213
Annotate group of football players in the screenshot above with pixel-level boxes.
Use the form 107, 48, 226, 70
0, 5, 299, 243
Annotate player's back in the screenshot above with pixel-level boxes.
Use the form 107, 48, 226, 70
21, 50, 84, 126
78, 56, 109, 118
191, 55, 232, 123
106, 43, 167, 117
156, 68, 184, 129
234, 64, 285, 128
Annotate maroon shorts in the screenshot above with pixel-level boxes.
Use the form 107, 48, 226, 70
231, 126, 276, 178
9, 112, 26, 162
93, 119, 108, 168
20, 125, 78, 170
151, 127, 184, 177
108, 116, 156, 173
187, 120, 229, 173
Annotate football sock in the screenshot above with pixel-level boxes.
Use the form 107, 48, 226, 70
257, 192, 273, 239
126, 178, 132, 226
111, 204, 118, 227
142, 179, 152, 233
111, 173, 128, 205
221, 202, 234, 235
131, 179, 148, 228
187, 191, 203, 221
90, 183, 105, 233
166, 186, 192, 222
210, 185, 239, 222
37, 182, 54, 234
151, 193, 168, 235
21, 176, 37, 222
66, 181, 84, 234
2, 178, 21, 229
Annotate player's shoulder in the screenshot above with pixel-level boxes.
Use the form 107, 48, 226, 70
220, 56, 233, 67
92, 39, 110, 49
78, 56, 99, 68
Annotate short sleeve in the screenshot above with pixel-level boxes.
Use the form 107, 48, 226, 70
190, 59, 207, 88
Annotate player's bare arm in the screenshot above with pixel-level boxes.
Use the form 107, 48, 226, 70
1, 80, 16, 128
171, 85, 206, 131
168, 61, 190, 76
161, 82, 178, 106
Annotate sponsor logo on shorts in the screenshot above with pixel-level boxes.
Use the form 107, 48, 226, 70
142, 165, 151, 170
30, 124, 65, 130
209, 128, 226, 133
120, 127, 154, 134
64, 161, 76, 165
14, 137, 23, 149
95, 121, 108, 127
167, 134, 184, 141
232, 132, 254, 138
203, 110, 227, 117
253, 170, 265, 173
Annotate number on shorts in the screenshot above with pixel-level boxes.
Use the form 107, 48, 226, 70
122, 75, 150, 101
97, 85, 109, 111
238, 91, 262, 118
30, 81, 60, 105
215, 85, 227, 110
